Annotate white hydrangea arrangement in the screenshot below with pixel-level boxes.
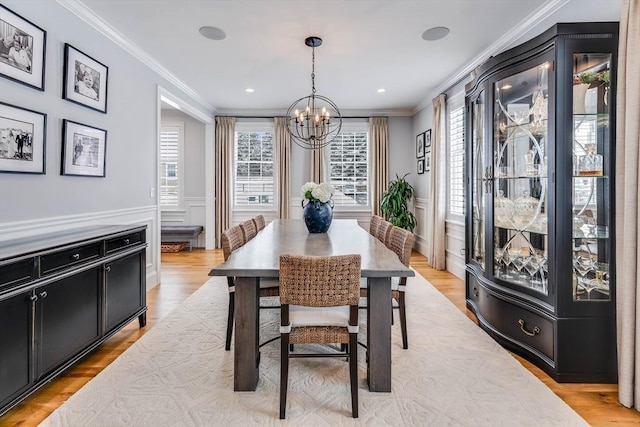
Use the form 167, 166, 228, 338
301, 181, 334, 204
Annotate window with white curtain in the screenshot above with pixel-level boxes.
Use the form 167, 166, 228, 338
329, 124, 369, 207
447, 98, 465, 220
234, 122, 275, 208
160, 124, 184, 209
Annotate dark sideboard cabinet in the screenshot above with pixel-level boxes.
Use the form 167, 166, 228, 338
465, 22, 618, 383
0, 225, 147, 415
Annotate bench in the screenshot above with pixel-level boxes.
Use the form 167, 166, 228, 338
160, 225, 203, 251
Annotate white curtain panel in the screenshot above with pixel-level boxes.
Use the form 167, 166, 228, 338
616, 0, 640, 410
275, 117, 291, 219
426, 94, 447, 270
370, 117, 389, 216
214, 117, 235, 248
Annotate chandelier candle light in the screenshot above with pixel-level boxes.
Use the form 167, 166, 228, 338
286, 36, 342, 150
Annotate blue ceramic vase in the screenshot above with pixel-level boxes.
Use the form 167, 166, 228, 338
302, 200, 333, 233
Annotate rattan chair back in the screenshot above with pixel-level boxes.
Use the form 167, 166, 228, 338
240, 219, 257, 241
253, 215, 266, 231
369, 215, 383, 237
222, 225, 244, 261
376, 220, 393, 244
386, 226, 413, 267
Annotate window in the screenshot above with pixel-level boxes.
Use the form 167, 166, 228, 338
448, 101, 465, 219
160, 124, 183, 209
234, 123, 275, 207
329, 124, 369, 207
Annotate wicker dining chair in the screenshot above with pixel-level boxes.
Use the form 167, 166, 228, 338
239, 219, 258, 242
253, 215, 266, 231
385, 225, 414, 349
369, 215, 383, 237
279, 254, 361, 419
375, 219, 393, 244
221, 225, 279, 351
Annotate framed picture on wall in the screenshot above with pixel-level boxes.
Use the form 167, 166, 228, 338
61, 119, 107, 177
0, 101, 46, 174
416, 132, 425, 158
417, 158, 425, 174
0, 4, 46, 91
425, 129, 432, 149
425, 151, 431, 172
63, 44, 109, 113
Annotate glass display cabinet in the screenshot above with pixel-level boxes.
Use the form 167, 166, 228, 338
465, 22, 618, 383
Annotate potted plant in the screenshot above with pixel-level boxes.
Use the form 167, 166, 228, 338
380, 173, 417, 232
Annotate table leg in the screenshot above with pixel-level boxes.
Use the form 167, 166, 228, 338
234, 276, 260, 391
366, 276, 392, 392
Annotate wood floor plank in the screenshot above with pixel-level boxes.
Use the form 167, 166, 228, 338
1, 249, 638, 426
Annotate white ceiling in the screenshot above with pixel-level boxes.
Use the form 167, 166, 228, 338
70, 0, 622, 116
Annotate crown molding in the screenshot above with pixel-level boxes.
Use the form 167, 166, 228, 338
56, 0, 216, 114
413, 0, 571, 114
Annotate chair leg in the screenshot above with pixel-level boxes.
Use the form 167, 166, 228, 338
280, 334, 290, 419
349, 334, 358, 418
399, 292, 408, 349
225, 293, 235, 351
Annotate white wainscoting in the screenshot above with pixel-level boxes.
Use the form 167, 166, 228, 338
0, 206, 160, 289
445, 220, 465, 279
413, 198, 465, 280
160, 197, 207, 248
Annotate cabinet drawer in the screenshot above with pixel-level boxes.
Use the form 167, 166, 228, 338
0, 258, 34, 291
40, 243, 101, 276
477, 287, 554, 360
105, 231, 143, 254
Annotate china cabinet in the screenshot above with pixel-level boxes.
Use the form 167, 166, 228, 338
465, 22, 618, 383
0, 225, 147, 415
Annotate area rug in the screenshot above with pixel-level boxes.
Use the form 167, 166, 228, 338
40, 271, 588, 426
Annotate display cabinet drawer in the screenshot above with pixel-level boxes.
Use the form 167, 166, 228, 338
105, 231, 144, 254
477, 287, 554, 361
0, 258, 35, 291
40, 243, 101, 276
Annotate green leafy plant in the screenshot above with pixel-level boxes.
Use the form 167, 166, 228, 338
380, 173, 417, 232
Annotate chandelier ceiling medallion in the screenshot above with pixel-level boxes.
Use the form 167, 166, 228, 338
286, 36, 342, 150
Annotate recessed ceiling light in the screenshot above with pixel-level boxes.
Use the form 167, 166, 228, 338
199, 26, 226, 40
422, 26, 450, 41
377, 88, 386, 93
245, 88, 254, 93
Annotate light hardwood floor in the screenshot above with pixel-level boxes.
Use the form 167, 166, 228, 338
2, 249, 639, 426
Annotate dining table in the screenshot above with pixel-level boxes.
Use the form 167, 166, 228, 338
208, 219, 414, 392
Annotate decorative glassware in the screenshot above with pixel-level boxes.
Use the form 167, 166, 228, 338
577, 143, 603, 176
495, 190, 515, 228
513, 190, 539, 230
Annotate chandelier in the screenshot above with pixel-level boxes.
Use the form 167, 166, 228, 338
286, 36, 342, 150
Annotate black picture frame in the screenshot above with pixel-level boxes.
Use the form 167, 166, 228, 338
0, 4, 46, 91
425, 152, 431, 172
0, 101, 46, 174
416, 132, 425, 158
61, 119, 107, 177
417, 158, 425, 174
63, 44, 108, 113
425, 129, 432, 149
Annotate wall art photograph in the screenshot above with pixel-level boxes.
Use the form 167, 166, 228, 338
417, 158, 425, 174
62, 119, 107, 177
0, 102, 46, 174
63, 44, 108, 113
416, 132, 424, 158
0, 4, 46, 90
425, 129, 432, 149
425, 151, 431, 172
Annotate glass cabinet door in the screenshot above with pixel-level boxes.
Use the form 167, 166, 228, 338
493, 61, 550, 295
571, 53, 612, 302
471, 91, 486, 270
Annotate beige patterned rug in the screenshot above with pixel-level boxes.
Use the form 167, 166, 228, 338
40, 272, 588, 426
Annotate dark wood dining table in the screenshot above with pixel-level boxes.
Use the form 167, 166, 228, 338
208, 219, 414, 392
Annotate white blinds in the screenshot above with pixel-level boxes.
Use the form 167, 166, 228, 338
160, 126, 181, 208
448, 106, 465, 218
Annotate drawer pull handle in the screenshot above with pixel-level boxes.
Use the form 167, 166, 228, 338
39, 291, 48, 299
473, 286, 479, 297
124, 239, 130, 245
29, 294, 38, 302
518, 319, 541, 337
105, 266, 111, 273
71, 253, 80, 261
